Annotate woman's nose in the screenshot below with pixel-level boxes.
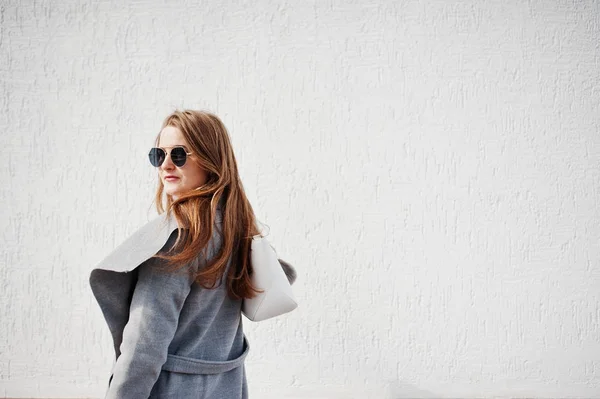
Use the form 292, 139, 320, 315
161, 153, 175, 170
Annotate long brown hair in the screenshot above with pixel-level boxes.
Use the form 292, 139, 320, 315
151, 109, 261, 300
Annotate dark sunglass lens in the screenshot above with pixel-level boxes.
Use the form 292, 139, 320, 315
148, 148, 165, 167
171, 147, 187, 167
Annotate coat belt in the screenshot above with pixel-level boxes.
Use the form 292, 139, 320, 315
161, 338, 249, 375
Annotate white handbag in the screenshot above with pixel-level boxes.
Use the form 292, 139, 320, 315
241, 234, 298, 322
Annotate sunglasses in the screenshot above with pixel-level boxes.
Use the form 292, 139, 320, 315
148, 146, 193, 167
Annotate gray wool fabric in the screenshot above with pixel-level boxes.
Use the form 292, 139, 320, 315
90, 210, 250, 399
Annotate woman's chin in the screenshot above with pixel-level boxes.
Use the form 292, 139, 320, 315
166, 190, 180, 200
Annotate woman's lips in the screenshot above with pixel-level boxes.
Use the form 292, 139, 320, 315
165, 177, 180, 182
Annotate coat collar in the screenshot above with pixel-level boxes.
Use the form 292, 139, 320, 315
92, 211, 180, 273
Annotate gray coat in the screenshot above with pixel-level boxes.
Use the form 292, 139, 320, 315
90, 209, 295, 399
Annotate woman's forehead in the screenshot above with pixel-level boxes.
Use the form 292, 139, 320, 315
158, 126, 189, 147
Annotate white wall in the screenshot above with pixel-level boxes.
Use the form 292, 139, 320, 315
1, 0, 599, 398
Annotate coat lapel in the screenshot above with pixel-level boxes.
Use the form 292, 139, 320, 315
89, 212, 180, 358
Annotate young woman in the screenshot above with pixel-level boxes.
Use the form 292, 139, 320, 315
90, 109, 296, 398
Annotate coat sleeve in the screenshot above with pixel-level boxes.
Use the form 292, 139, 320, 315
105, 236, 199, 399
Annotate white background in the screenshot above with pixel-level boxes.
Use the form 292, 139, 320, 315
1, 0, 599, 398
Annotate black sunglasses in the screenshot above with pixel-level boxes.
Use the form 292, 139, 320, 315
148, 146, 193, 167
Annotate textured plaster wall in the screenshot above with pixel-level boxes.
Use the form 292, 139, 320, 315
1, 0, 599, 398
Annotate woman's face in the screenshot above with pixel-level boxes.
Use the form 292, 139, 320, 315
157, 126, 208, 200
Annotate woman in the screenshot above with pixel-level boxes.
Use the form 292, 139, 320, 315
90, 109, 296, 398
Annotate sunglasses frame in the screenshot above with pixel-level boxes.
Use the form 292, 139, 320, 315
149, 146, 193, 168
